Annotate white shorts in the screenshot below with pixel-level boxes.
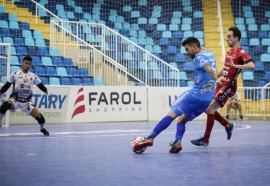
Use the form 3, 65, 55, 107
9, 98, 35, 115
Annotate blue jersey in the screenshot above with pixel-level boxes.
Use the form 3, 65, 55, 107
189, 49, 217, 101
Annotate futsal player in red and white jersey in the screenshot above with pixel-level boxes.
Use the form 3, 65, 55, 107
191, 26, 255, 146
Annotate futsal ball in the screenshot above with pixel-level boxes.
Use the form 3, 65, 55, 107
131, 137, 147, 154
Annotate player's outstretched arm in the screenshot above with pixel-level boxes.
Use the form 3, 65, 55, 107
37, 83, 51, 100
0, 82, 12, 95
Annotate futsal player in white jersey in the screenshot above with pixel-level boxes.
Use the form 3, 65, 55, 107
0, 56, 50, 135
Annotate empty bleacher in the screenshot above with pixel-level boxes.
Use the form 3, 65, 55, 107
0, 4, 94, 86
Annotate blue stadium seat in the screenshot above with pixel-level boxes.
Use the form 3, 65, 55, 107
38, 47, 49, 56
0, 21, 9, 28
149, 18, 158, 24
39, 76, 49, 85
60, 77, 72, 85
263, 72, 270, 81
242, 71, 254, 80
11, 65, 20, 73
235, 17, 245, 24
260, 54, 270, 62
260, 24, 270, 31
78, 68, 88, 77
262, 38, 270, 46
52, 57, 64, 66
83, 77, 94, 85
35, 38, 46, 47
179, 71, 188, 80
22, 30, 32, 38
49, 48, 60, 56
123, 5, 132, 12
16, 46, 27, 55
3, 36, 13, 45
33, 30, 43, 38
27, 46, 38, 55
11, 55, 19, 66
167, 45, 177, 54
63, 58, 73, 66
19, 22, 30, 30
0, 28, 11, 37
10, 46, 16, 55
169, 62, 178, 69
8, 14, 17, 21
187, 80, 194, 87
9, 21, 19, 29
248, 24, 258, 31
32, 56, 42, 66
34, 66, 46, 76
41, 56, 53, 66
172, 31, 183, 39
255, 62, 264, 71
157, 24, 166, 31
56, 67, 68, 76
258, 80, 267, 87
25, 38, 35, 46
175, 53, 186, 63
249, 38, 260, 46
153, 45, 162, 53
67, 66, 79, 76
49, 77, 60, 85
162, 31, 172, 38
258, 31, 269, 38
11, 29, 22, 37
183, 62, 194, 71
46, 66, 57, 76
72, 77, 83, 85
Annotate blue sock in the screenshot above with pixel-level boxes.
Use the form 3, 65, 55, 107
175, 122, 186, 141
147, 115, 174, 139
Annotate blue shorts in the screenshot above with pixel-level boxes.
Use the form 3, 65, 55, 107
171, 91, 211, 121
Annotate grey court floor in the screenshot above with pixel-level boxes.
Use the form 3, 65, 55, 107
0, 120, 269, 186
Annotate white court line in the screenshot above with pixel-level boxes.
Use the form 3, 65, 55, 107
0, 125, 250, 139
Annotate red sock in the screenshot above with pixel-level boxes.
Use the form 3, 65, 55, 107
214, 111, 229, 128
203, 114, 215, 142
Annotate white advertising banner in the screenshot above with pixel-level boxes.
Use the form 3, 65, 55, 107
66, 86, 148, 123
10, 86, 69, 124
148, 87, 207, 121
7, 86, 206, 125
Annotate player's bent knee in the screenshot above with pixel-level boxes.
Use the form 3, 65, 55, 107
0, 101, 12, 114
35, 114, 45, 124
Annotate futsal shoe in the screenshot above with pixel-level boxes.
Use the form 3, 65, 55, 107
40, 128, 50, 136
135, 137, 153, 150
169, 140, 182, 153
190, 137, 209, 146
226, 122, 235, 140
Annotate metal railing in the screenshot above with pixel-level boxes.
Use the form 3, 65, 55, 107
57, 20, 180, 86
50, 20, 129, 86
219, 87, 270, 120
25, 0, 180, 87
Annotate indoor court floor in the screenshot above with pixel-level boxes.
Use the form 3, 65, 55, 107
0, 120, 269, 186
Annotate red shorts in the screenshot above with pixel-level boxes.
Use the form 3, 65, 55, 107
214, 83, 237, 108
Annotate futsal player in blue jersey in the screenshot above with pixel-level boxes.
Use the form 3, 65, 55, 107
133, 37, 222, 153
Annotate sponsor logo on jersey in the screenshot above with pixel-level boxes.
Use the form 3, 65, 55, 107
218, 88, 232, 101
200, 83, 213, 94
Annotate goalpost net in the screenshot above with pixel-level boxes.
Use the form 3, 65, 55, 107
0, 43, 11, 127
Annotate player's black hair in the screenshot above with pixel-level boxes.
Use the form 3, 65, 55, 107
228, 26, 241, 41
182, 37, 200, 47
23, 56, 32, 62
